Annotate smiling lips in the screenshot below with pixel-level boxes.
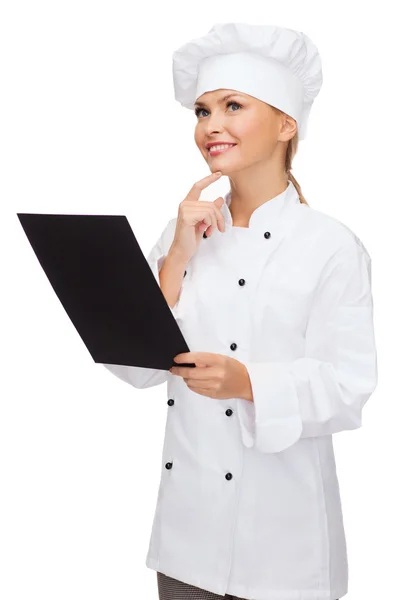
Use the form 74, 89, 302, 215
207, 143, 237, 156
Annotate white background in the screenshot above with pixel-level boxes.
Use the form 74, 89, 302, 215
1, 1, 397, 599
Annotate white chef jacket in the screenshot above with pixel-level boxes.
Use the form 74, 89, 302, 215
103, 180, 378, 600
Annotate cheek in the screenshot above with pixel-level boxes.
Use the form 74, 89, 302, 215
238, 118, 275, 155
194, 126, 203, 149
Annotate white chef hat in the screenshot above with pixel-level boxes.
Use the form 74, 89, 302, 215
172, 22, 323, 140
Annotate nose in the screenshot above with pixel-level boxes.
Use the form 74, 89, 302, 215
204, 112, 225, 134
205, 126, 224, 138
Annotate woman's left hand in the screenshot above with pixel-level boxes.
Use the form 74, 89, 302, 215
170, 352, 253, 401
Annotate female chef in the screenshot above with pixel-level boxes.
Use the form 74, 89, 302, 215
103, 22, 378, 600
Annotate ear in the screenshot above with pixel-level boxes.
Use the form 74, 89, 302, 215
279, 114, 297, 141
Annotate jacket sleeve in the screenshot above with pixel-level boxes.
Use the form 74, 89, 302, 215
102, 218, 181, 389
236, 240, 378, 453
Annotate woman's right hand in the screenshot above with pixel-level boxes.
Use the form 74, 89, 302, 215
170, 171, 226, 264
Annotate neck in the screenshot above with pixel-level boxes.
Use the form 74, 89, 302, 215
228, 163, 289, 226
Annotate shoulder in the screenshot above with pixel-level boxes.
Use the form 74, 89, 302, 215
292, 202, 372, 260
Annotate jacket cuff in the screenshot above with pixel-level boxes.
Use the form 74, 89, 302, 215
236, 360, 303, 454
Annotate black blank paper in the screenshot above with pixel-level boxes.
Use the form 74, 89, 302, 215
16, 213, 195, 369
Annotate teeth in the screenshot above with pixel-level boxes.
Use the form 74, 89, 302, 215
208, 144, 235, 151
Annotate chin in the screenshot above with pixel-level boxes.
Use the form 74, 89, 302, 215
211, 162, 241, 176
207, 158, 237, 173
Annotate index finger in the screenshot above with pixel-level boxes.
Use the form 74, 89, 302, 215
186, 171, 222, 202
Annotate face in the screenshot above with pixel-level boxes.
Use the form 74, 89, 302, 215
194, 88, 296, 175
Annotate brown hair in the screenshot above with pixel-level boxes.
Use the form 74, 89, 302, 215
285, 131, 308, 206
271, 106, 309, 206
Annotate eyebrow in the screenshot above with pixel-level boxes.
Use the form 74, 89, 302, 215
194, 93, 245, 109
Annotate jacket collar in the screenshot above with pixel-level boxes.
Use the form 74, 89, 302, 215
221, 180, 300, 230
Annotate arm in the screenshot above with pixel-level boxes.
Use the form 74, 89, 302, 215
102, 219, 187, 389
236, 241, 378, 453
159, 244, 189, 310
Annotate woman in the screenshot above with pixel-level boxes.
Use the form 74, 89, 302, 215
103, 23, 378, 600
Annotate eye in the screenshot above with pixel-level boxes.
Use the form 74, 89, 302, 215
194, 101, 243, 118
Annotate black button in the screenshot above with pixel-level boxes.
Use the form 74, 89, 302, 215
264, 231, 271, 239
165, 462, 173, 470
167, 399, 174, 406
203, 231, 208, 238
225, 472, 233, 480
225, 408, 233, 417
184, 270, 187, 277
230, 342, 237, 351
238, 278, 245, 286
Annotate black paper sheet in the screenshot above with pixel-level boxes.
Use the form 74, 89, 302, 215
17, 213, 196, 369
